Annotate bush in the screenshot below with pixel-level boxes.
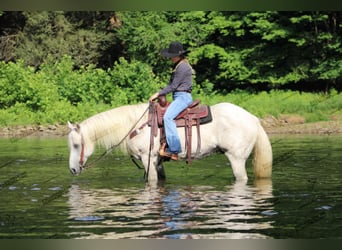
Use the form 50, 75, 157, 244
0, 60, 59, 112
1, 57, 342, 127
0, 57, 164, 126
108, 57, 163, 104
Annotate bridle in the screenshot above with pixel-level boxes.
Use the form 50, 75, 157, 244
70, 130, 85, 169
79, 138, 85, 167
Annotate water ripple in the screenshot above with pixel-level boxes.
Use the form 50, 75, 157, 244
66, 180, 274, 239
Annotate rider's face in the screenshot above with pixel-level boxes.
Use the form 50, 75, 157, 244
170, 56, 181, 63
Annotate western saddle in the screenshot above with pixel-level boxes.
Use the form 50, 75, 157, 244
130, 95, 212, 164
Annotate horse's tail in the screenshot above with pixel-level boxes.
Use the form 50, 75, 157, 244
253, 123, 272, 178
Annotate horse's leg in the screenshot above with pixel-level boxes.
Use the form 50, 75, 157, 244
225, 152, 248, 181
140, 153, 160, 183
156, 158, 166, 180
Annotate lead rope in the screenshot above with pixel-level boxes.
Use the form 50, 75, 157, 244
82, 104, 151, 171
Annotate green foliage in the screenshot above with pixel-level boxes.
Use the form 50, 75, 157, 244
247, 12, 289, 41
0, 103, 36, 126
15, 11, 115, 68
2, 11, 342, 90
225, 90, 342, 122
1, 55, 341, 127
0, 56, 163, 126
0, 60, 58, 111
1, 11, 342, 127
114, 11, 172, 74
108, 57, 163, 104
40, 55, 105, 105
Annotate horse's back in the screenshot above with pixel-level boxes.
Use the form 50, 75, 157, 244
210, 102, 260, 126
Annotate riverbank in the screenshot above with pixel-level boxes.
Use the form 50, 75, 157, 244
261, 115, 342, 135
0, 124, 69, 138
1, 115, 342, 138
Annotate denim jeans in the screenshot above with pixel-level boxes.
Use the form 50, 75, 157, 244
163, 92, 193, 153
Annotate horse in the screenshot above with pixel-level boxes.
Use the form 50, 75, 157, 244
67, 102, 272, 184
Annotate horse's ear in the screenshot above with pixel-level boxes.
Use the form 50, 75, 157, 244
68, 121, 81, 132
67, 121, 74, 130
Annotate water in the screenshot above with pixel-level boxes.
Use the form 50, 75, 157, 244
0, 135, 341, 239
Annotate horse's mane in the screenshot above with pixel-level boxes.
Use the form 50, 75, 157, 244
80, 103, 148, 153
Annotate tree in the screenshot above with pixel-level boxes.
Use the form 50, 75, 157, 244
1, 11, 342, 93
188, 11, 342, 92
14, 11, 116, 68
0, 12, 25, 62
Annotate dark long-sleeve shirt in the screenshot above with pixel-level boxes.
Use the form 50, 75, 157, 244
158, 59, 193, 96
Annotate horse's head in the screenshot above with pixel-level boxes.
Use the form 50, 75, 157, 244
67, 121, 93, 175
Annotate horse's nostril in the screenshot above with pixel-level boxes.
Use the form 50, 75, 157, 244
70, 168, 77, 175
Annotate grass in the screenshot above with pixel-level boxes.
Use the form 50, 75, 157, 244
222, 90, 342, 123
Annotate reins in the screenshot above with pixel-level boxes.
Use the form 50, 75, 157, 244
81, 104, 151, 171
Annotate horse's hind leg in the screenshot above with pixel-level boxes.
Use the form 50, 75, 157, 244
225, 152, 248, 181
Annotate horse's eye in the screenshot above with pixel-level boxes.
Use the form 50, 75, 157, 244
73, 144, 79, 149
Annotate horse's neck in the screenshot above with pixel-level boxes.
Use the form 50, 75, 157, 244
81, 103, 148, 151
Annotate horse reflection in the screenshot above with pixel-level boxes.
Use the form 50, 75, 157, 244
67, 179, 274, 239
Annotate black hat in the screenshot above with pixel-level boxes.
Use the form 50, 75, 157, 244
161, 41, 186, 58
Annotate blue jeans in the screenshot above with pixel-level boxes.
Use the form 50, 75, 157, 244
163, 92, 192, 153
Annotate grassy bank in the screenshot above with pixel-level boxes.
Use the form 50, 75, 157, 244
198, 89, 342, 123
0, 89, 342, 127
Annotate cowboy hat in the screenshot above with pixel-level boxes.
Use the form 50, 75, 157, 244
160, 41, 186, 58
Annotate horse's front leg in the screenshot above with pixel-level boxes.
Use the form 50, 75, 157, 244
141, 153, 165, 183
156, 157, 166, 180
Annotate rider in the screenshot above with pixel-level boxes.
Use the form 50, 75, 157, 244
149, 41, 193, 161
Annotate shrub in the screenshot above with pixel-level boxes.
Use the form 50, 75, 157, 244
1, 57, 342, 127
108, 57, 163, 104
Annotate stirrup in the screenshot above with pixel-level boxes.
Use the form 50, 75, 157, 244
159, 144, 178, 161
160, 151, 178, 161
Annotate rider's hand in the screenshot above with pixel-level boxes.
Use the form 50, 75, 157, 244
149, 92, 159, 102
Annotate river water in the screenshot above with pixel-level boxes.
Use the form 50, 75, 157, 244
0, 135, 341, 239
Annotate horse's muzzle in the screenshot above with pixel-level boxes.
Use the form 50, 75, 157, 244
70, 168, 79, 176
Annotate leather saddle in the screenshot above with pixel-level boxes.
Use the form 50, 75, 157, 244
148, 95, 212, 164
150, 96, 211, 128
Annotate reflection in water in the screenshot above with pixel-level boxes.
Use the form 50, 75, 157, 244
67, 179, 274, 239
